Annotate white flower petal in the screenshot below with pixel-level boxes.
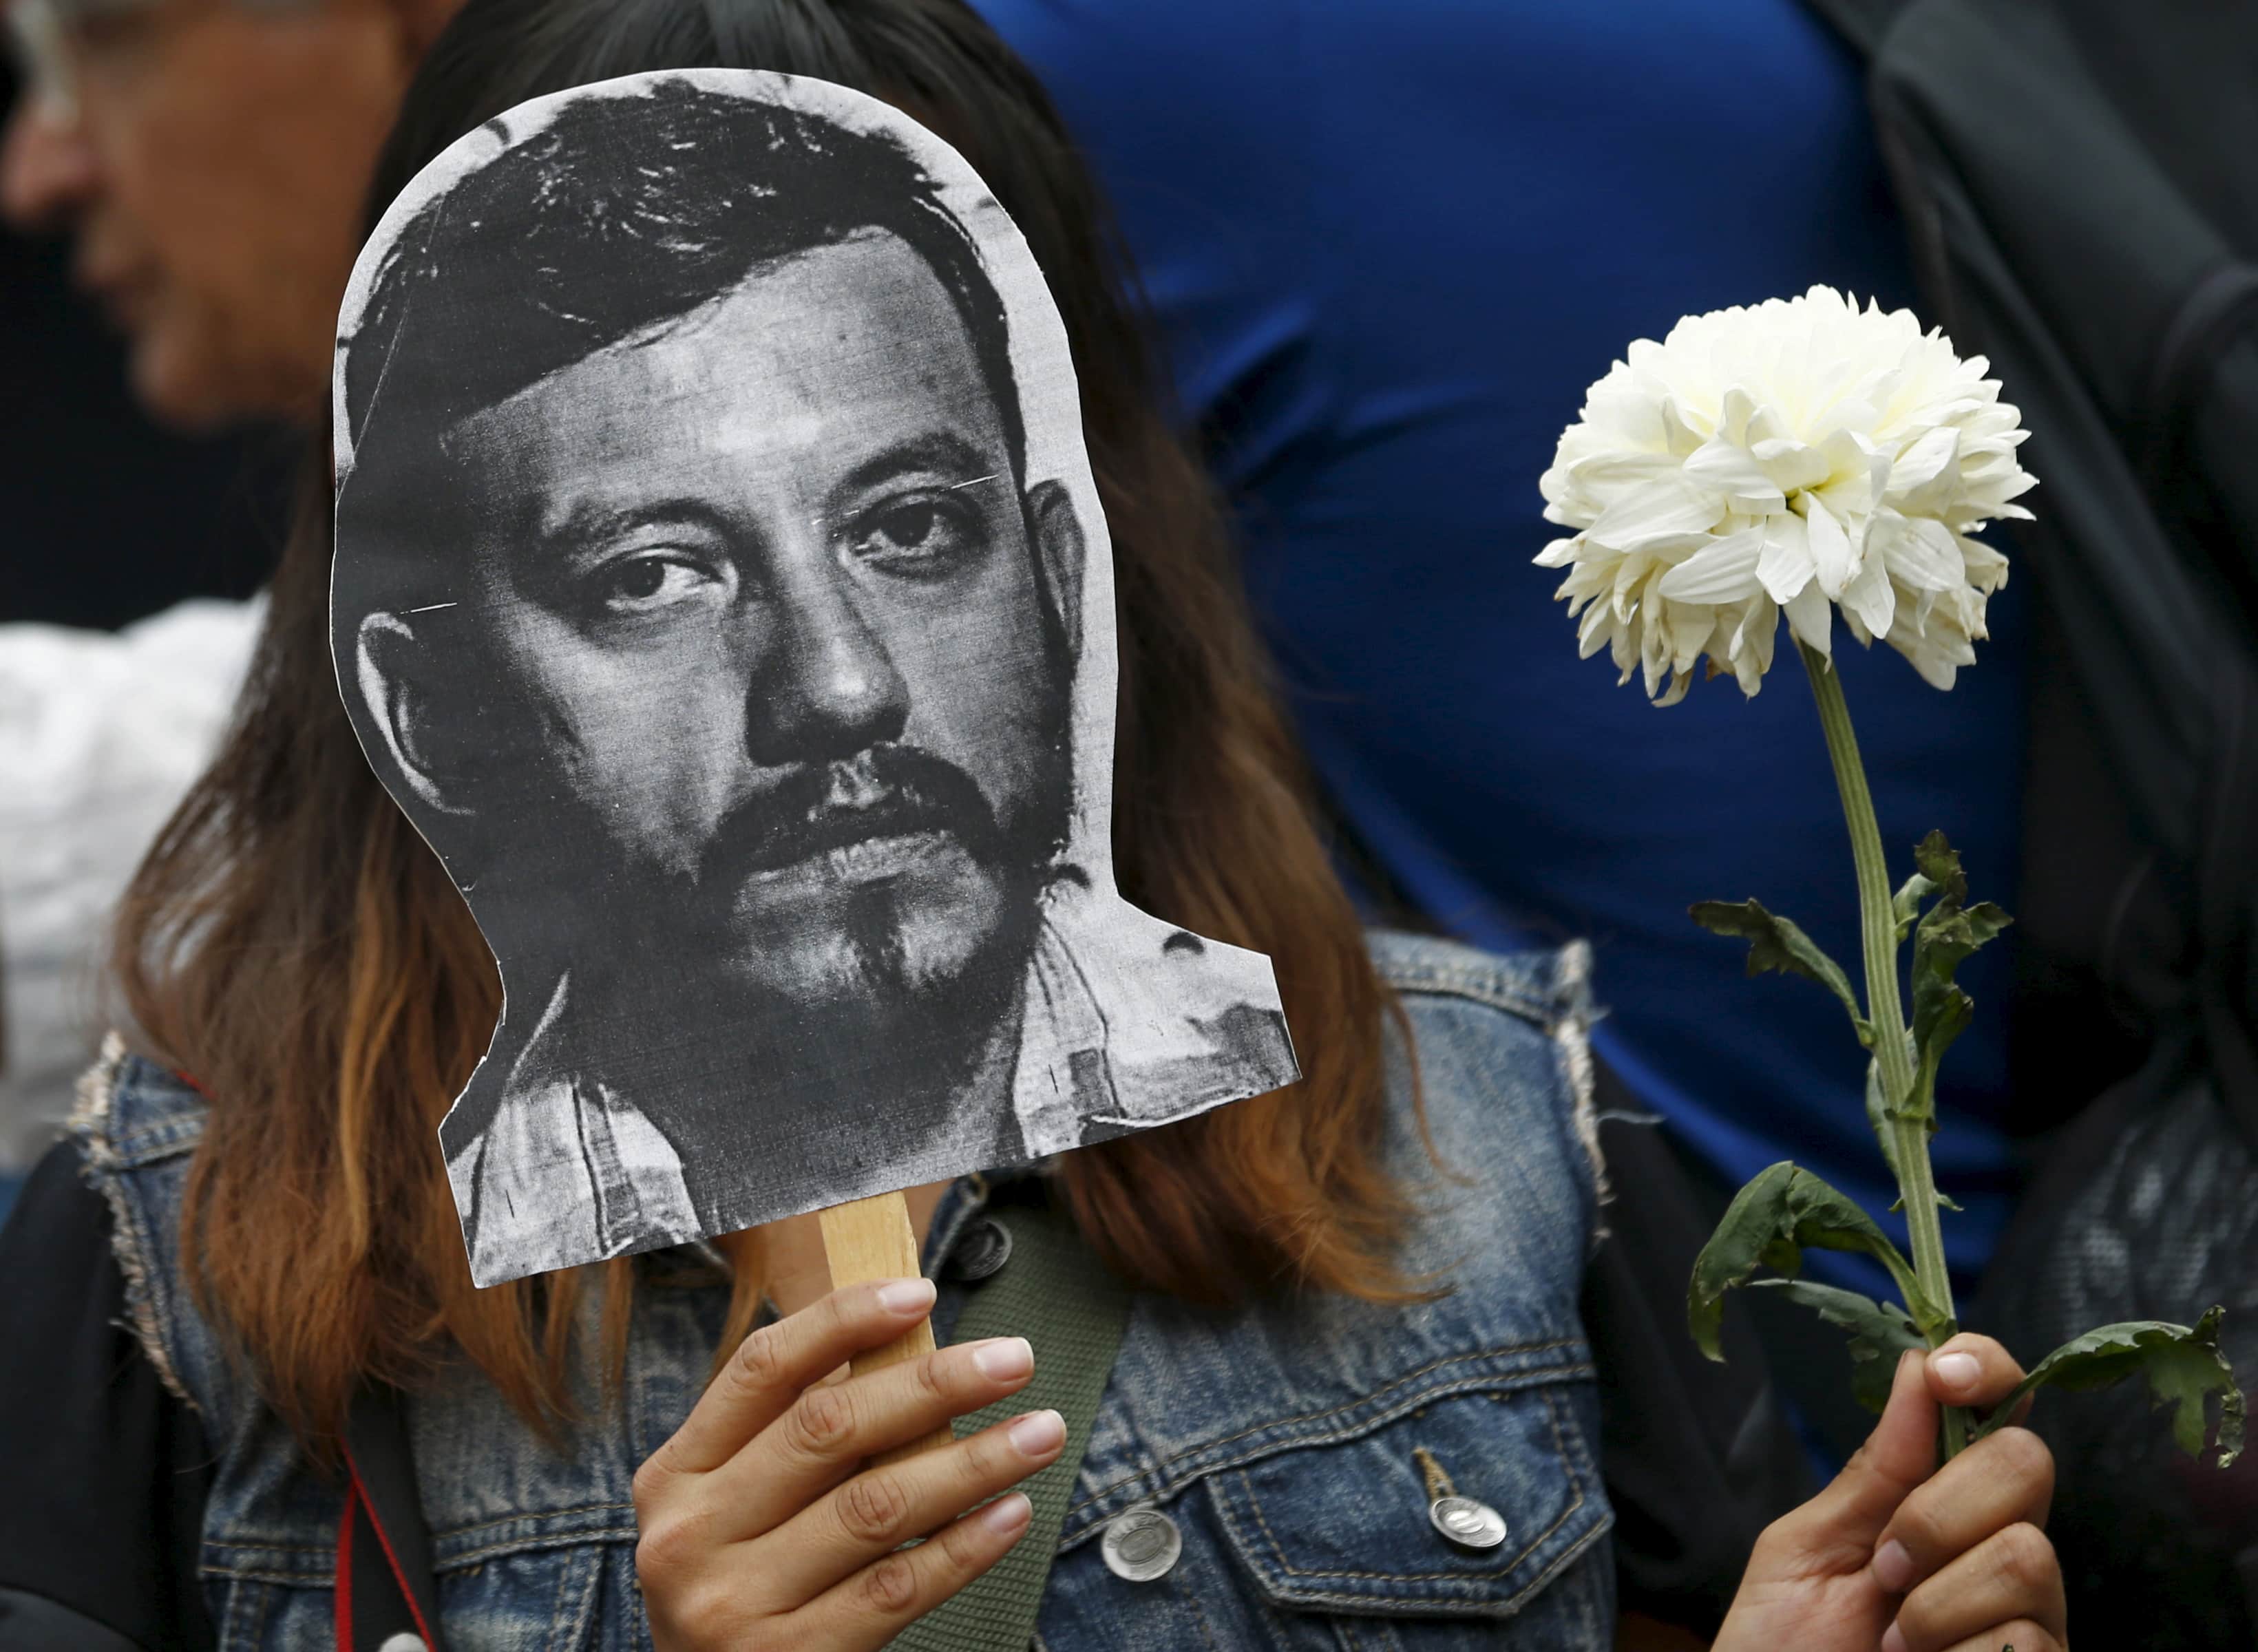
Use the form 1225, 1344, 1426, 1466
1567, 449, 1685, 498
1804, 496, 1854, 597
1719, 385, 1759, 447
1842, 544, 1897, 639
1744, 596, 1780, 680
1784, 579, 1833, 657
1668, 600, 1716, 673
1879, 513, 1964, 593
1757, 512, 1814, 604
1656, 529, 1766, 602
1658, 396, 1708, 457
1751, 436, 1830, 494
1957, 533, 2011, 591
1682, 437, 1788, 513
1576, 600, 1613, 658
1888, 425, 1961, 511
1587, 476, 1720, 548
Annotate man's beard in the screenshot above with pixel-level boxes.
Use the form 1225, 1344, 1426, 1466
708, 742, 1037, 961
580, 740, 1068, 1161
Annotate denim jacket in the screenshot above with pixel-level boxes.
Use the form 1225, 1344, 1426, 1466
73, 931, 1615, 1650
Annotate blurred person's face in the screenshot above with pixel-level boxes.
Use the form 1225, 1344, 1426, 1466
0, 0, 454, 430
363, 229, 1082, 1063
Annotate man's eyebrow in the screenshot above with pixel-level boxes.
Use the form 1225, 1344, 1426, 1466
836, 433, 1002, 497
537, 497, 737, 551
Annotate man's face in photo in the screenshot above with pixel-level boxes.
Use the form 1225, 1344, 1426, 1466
428, 227, 1077, 1044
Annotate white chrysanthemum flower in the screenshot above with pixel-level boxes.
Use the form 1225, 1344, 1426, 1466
1534, 286, 2034, 705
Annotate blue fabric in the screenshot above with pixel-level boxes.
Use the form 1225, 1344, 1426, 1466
974, 0, 2029, 1293
78, 935, 1615, 1648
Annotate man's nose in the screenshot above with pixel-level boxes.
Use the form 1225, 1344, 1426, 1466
747, 556, 911, 765
0, 96, 99, 231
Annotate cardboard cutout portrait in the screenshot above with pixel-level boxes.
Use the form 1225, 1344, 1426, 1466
331, 71, 1300, 1287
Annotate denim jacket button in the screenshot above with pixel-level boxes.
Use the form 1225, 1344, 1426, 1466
942, 1218, 1013, 1283
1428, 1495, 1509, 1550
1100, 1505, 1182, 1581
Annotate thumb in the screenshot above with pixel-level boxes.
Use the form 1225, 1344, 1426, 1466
1764, 1350, 1940, 1569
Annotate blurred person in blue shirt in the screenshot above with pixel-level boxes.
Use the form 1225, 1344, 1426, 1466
968, 0, 2029, 1447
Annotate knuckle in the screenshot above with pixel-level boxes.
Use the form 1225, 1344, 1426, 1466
1993, 1521, 2058, 1593
913, 1350, 954, 1404
861, 1552, 921, 1617
1891, 1494, 1950, 1561
1895, 1580, 1961, 1649
630, 1455, 668, 1512
655, 1581, 738, 1648
785, 1383, 858, 1458
837, 1472, 914, 1545
732, 1325, 791, 1391
1986, 1423, 2056, 1494
633, 1507, 706, 1584
962, 1426, 1009, 1482
938, 1508, 990, 1567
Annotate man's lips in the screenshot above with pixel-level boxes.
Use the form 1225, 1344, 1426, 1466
734, 794, 965, 878
702, 745, 1006, 896
743, 827, 961, 891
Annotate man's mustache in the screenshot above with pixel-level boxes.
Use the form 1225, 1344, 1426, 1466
701, 744, 1006, 885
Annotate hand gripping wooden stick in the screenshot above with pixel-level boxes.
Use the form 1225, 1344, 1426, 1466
819, 1189, 955, 1463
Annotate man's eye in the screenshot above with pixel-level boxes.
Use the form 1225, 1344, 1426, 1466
592, 553, 722, 613
856, 498, 976, 569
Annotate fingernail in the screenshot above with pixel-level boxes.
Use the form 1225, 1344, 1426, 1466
876, 1278, 936, 1315
1872, 1538, 1916, 1593
1009, 1409, 1065, 1457
979, 1492, 1032, 1538
1879, 1621, 1908, 1652
971, 1337, 1033, 1381
1932, 1350, 1982, 1393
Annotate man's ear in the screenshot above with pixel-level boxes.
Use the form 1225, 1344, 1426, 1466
355, 611, 475, 818
1027, 479, 1086, 667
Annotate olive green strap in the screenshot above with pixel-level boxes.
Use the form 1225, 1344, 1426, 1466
890, 1203, 1131, 1652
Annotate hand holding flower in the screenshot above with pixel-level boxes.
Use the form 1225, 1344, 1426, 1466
1719, 1336, 2062, 1652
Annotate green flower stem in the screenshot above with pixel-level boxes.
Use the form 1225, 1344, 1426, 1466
1800, 642, 1968, 1458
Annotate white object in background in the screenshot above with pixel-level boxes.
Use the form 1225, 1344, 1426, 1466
0, 597, 263, 1170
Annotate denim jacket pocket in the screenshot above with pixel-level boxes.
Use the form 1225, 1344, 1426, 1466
1201, 1357, 1611, 1624
1045, 1344, 1614, 1651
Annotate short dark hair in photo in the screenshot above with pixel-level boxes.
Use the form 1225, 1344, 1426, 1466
341, 76, 1025, 476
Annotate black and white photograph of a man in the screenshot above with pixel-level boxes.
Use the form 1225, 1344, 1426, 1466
330, 71, 1299, 1288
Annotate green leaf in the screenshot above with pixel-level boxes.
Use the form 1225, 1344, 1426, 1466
1691, 898, 1872, 1047
1912, 829, 1967, 906
1892, 872, 1938, 944
1903, 832, 2012, 1123
1909, 977, 1974, 1119
1748, 1278, 1928, 1413
1688, 1162, 1937, 1361
1976, 1308, 2245, 1466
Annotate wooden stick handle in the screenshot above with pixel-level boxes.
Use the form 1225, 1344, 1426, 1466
819, 1189, 953, 1463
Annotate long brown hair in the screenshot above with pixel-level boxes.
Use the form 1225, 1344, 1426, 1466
114, 0, 1406, 1450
